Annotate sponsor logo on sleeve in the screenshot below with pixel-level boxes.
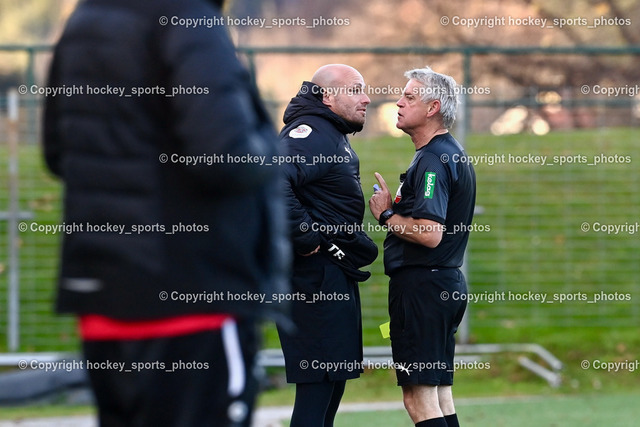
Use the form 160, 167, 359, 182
424, 172, 436, 199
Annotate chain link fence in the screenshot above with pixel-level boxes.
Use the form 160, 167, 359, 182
1, 45, 639, 354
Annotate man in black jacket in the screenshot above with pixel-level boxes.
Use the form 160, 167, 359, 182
277, 64, 378, 427
42, 0, 288, 425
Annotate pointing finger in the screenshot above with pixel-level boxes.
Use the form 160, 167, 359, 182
374, 172, 389, 193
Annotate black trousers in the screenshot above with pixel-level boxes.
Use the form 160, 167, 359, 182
82, 319, 258, 427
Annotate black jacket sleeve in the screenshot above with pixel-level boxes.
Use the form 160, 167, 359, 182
159, 15, 278, 194
43, 48, 63, 178
280, 123, 338, 254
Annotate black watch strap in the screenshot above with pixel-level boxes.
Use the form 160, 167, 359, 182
379, 209, 395, 226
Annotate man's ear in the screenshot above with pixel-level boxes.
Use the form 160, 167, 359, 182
426, 99, 441, 118
322, 90, 333, 107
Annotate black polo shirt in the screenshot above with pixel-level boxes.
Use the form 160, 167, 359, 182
383, 133, 476, 275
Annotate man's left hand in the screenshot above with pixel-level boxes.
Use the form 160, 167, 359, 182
369, 172, 392, 220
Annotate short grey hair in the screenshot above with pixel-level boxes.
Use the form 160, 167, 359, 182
404, 66, 458, 128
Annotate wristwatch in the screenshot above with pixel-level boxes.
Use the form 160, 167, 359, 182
378, 209, 395, 226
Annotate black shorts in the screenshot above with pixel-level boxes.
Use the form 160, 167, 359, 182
388, 267, 467, 386
83, 319, 259, 427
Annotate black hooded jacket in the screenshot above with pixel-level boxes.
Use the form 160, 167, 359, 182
43, 0, 289, 321
280, 81, 377, 279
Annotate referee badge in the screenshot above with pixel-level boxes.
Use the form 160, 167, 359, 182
394, 184, 403, 204
394, 172, 406, 204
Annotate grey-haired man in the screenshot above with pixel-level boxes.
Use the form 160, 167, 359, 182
369, 67, 476, 427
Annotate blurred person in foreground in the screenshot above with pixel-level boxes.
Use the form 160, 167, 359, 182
42, 0, 289, 425
369, 67, 476, 427
276, 64, 378, 427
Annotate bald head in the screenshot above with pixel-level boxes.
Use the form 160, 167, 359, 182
311, 64, 362, 89
309, 64, 370, 127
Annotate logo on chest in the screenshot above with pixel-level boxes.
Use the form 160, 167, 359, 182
344, 146, 353, 158
289, 124, 312, 139
394, 182, 403, 204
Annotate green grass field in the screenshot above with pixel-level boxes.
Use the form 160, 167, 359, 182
327, 393, 640, 427
1, 128, 639, 424
0, 392, 638, 426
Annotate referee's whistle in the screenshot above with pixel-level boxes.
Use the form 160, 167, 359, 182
373, 184, 381, 192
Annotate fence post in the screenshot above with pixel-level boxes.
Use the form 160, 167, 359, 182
456, 55, 472, 345
456, 93, 470, 345
26, 46, 38, 145
7, 89, 20, 352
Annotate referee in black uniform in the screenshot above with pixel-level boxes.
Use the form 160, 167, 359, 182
369, 66, 476, 427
